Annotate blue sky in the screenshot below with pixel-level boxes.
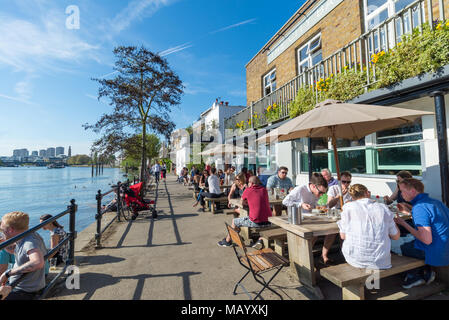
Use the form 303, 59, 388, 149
0, 0, 304, 156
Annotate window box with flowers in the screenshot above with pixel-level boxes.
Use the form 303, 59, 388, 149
264, 103, 282, 124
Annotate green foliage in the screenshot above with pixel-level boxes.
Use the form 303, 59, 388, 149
325, 69, 368, 101
123, 133, 161, 163
374, 21, 449, 88
67, 154, 92, 165
288, 86, 316, 118
287, 21, 449, 120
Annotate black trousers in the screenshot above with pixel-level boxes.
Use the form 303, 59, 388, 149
199, 192, 224, 206
4, 289, 39, 300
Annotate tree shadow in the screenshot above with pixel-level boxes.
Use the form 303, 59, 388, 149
51, 270, 202, 300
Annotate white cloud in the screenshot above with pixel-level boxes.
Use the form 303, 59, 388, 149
110, 0, 175, 34
0, 12, 100, 73
209, 18, 257, 34
159, 43, 193, 57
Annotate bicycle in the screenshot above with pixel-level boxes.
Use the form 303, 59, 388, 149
111, 182, 134, 221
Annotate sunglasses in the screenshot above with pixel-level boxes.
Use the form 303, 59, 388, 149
341, 180, 351, 184
314, 184, 326, 196
280, 171, 288, 175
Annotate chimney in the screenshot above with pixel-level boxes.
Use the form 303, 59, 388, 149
225, 102, 229, 106
220, 101, 224, 105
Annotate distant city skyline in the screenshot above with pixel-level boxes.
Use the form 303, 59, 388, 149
8, 146, 72, 158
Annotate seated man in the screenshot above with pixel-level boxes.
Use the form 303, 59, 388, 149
321, 168, 338, 187
327, 171, 353, 209
392, 178, 449, 289
218, 176, 272, 249
337, 184, 400, 269
266, 166, 294, 193
0, 211, 47, 300
282, 172, 336, 265
196, 167, 224, 212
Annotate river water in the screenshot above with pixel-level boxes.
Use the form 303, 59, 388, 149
0, 166, 124, 247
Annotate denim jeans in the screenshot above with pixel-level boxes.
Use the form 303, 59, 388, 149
391, 234, 427, 277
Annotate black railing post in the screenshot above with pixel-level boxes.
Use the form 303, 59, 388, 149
95, 190, 102, 248
67, 199, 77, 266
116, 182, 121, 222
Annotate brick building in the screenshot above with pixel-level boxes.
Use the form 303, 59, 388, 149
224, 0, 449, 202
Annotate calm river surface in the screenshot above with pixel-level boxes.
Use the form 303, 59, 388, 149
0, 166, 124, 246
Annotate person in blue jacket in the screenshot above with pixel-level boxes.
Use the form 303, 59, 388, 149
393, 178, 449, 289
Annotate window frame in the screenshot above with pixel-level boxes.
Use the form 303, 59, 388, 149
263, 68, 277, 97
297, 33, 322, 74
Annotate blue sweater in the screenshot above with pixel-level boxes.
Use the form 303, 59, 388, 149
411, 193, 449, 266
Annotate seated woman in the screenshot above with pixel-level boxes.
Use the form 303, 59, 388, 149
193, 170, 210, 207
40, 214, 69, 266
337, 184, 400, 269
384, 170, 414, 236
384, 170, 413, 206
227, 173, 247, 216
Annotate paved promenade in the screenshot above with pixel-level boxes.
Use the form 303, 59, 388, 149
47, 176, 315, 300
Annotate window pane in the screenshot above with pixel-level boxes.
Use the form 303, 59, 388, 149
377, 145, 421, 167
368, 8, 389, 30
310, 37, 321, 51
299, 61, 309, 73
335, 149, 366, 174
336, 138, 365, 148
301, 152, 328, 173
367, 0, 388, 15
376, 118, 422, 144
270, 71, 276, 81
311, 137, 328, 150
395, 0, 415, 12
311, 50, 322, 66
299, 46, 308, 62
272, 81, 276, 91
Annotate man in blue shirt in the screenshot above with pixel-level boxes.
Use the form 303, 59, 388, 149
266, 167, 294, 193
393, 178, 449, 289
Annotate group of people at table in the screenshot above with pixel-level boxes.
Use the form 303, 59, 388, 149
198, 165, 449, 291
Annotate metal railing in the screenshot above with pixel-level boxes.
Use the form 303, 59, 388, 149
224, 0, 447, 138
0, 199, 77, 300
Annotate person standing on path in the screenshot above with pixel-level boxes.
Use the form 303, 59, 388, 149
152, 162, 161, 183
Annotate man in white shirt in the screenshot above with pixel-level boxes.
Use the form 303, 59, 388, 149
152, 163, 161, 183
338, 184, 400, 269
196, 167, 224, 212
282, 173, 336, 265
327, 171, 353, 209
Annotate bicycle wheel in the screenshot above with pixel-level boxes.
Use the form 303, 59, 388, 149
120, 199, 133, 221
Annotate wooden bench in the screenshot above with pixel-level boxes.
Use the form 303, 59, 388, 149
204, 196, 228, 214
240, 225, 280, 244
259, 228, 288, 257
319, 254, 435, 300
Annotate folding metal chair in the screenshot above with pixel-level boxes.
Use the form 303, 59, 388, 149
225, 223, 289, 300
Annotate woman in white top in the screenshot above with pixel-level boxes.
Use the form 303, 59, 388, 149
338, 184, 400, 269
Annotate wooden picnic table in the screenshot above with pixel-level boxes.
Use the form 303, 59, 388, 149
268, 215, 340, 299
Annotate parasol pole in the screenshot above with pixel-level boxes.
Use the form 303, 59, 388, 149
331, 127, 344, 209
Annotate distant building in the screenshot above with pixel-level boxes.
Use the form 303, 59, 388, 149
39, 149, 47, 157
68, 146, 72, 158
13, 149, 28, 157
56, 147, 64, 156
46, 147, 56, 157
31, 151, 38, 156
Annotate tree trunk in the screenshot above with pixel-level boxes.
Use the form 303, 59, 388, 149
140, 123, 147, 184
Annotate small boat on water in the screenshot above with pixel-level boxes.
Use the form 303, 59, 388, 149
47, 163, 65, 169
